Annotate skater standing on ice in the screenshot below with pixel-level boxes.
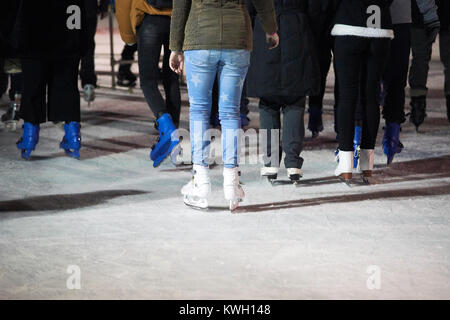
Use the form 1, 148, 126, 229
169, 0, 279, 211
116, 0, 181, 167
332, 0, 393, 183
246, 0, 320, 184
408, 0, 449, 131
79, 0, 109, 105
380, 0, 438, 164
11, 0, 87, 159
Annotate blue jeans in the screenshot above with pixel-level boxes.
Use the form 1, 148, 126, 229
185, 50, 250, 168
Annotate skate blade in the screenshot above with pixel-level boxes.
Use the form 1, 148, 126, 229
62, 149, 80, 159
5, 121, 17, 131
184, 195, 208, 210
229, 200, 239, 212
338, 176, 352, 188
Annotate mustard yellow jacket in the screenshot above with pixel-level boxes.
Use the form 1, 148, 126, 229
115, 0, 171, 44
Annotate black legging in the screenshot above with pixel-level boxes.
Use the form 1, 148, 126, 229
334, 36, 391, 151
137, 14, 181, 126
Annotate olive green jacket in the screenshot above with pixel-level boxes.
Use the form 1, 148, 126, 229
170, 0, 277, 52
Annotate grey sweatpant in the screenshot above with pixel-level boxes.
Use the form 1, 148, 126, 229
259, 96, 305, 169
409, 28, 450, 97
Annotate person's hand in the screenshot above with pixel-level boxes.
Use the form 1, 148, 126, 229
424, 19, 440, 44
266, 33, 279, 50
170, 51, 184, 75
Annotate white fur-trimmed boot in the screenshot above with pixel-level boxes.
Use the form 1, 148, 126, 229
182, 164, 211, 209
335, 150, 353, 181
223, 167, 245, 212
359, 149, 375, 178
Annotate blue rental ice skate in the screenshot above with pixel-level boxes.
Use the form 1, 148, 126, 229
308, 106, 324, 139
382, 122, 403, 165
60, 122, 81, 159
150, 113, 180, 168
17, 122, 40, 160
353, 126, 362, 169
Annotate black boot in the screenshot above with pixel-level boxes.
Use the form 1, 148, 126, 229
409, 96, 427, 132
117, 65, 137, 88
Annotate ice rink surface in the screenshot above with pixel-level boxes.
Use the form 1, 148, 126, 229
0, 22, 449, 299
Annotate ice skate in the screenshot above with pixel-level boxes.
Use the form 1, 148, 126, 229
287, 168, 303, 185
117, 67, 137, 88
181, 165, 211, 210
382, 122, 403, 165
1, 94, 21, 131
60, 122, 81, 159
223, 167, 245, 212
150, 113, 180, 168
334, 150, 353, 187
16, 122, 40, 160
359, 149, 374, 185
308, 106, 323, 139
409, 96, 427, 132
353, 125, 362, 169
83, 84, 95, 106
261, 166, 279, 184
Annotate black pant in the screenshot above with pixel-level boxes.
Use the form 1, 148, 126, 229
137, 14, 181, 125
0, 59, 7, 96
119, 43, 137, 72
382, 24, 411, 124
20, 57, 81, 124
334, 36, 391, 151
259, 95, 305, 169
80, 17, 98, 87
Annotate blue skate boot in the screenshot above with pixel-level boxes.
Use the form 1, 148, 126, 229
382, 122, 403, 165
60, 122, 81, 159
353, 125, 362, 169
16, 122, 40, 160
308, 106, 324, 139
150, 113, 180, 167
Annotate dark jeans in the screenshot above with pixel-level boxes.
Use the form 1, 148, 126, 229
440, 31, 450, 96
334, 36, 391, 151
80, 17, 98, 87
20, 57, 81, 124
259, 95, 305, 169
0, 59, 7, 96
137, 14, 181, 126
382, 23, 411, 124
8, 73, 23, 101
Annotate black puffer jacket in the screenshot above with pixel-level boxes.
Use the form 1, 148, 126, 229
0, 0, 21, 58
12, 0, 87, 59
246, 0, 320, 98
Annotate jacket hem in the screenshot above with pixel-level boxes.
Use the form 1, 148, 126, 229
331, 24, 394, 39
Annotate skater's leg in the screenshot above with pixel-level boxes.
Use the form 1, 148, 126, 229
259, 97, 282, 168
382, 23, 411, 125
162, 41, 181, 127
361, 38, 391, 150
409, 27, 432, 98
217, 50, 250, 169
137, 15, 170, 118
0, 59, 8, 97
47, 57, 81, 123
118, 43, 137, 86
19, 59, 48, 124
282, 96, 306, 171
79, 17, 98, 88
184, 50, 219, 167
333, 37, 364, 152
439, 30, 450, 97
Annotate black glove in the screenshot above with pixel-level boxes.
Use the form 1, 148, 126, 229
424, 19, 440, 44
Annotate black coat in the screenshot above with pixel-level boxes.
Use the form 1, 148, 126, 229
12, 0, 87, 59
437, 0, 450, 31
333, 0, 393, 29
0, 0, 21, 58
246, 0, 321, 98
